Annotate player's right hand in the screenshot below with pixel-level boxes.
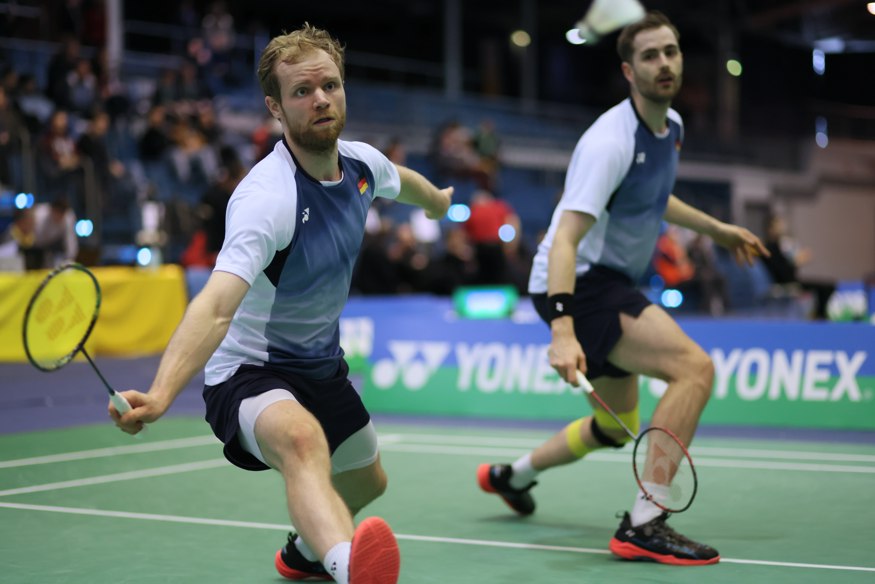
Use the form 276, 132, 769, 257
548, 330, 587, 385
109, 390, 167, 435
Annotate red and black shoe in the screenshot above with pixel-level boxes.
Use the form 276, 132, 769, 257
477, 463, 537, 516
275, 532, 332, 581
348, 517, 401, 584
609, 512, 720, 566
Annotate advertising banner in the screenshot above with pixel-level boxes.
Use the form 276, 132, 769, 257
341, 298, 875, 430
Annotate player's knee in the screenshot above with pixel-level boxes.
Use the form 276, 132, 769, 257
277, 421, 329, 464
592, 407, 639, 447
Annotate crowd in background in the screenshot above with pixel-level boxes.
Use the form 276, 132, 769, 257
0, 1, 835, 319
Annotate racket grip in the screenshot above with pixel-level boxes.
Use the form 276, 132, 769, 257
110, 392, 147, 437
576, 371, 595, 394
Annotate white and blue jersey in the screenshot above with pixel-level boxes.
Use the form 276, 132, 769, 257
205, 138, 400, 385
528, 98, 683, 293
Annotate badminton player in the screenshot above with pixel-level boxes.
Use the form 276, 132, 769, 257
110, 24, 451, 584
478, 11, 767, 565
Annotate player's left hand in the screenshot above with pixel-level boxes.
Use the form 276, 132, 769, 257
712, 224, 770, 266
425, 186, 453, 220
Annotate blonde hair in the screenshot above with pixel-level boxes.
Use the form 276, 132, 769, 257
257, 23, 345, 102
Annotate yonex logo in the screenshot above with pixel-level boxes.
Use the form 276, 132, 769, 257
636, 152, 646, 164
302, 207, 310, 223
371, 341, 451, 390
555, 301, 564, 312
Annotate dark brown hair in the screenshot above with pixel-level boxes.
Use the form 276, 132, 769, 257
616, 11, 680, 63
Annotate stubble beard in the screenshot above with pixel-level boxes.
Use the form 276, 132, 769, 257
286, 110, 347, 155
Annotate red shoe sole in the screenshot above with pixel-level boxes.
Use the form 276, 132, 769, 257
274, 549, 333, 580
609, 538, 720, 566
349, 517, 401, 584
477, 464, 497, 493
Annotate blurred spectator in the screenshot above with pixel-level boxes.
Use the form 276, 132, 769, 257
432, 120, 493, 189
46, 36, 81, 108
138, 105, 170, 163
27, 199, 79, 268
201, 1, 236, 87
426, 227, 476, 295
0, 86, 25, 188
66, 57, 99, 116
152, 69, 179, 106
181, 145, 245, 267
686, 234, 728, 316
0, 207, 36, 270
354, 219, 401, 294
387, 222, 430, 292
37, 109, 82, 209
472, 118, 501, 176
383, 136, 407, 165
16, 74, 54, 131
177, 60, 213, 103
77, 109, 138, 236
761, 213, 835, 319
463, 189, 520, 285
653, 225, 695, 288
251, 113, 280, 162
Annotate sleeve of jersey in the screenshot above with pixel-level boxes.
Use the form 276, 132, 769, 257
340, 141, 401, 200
213, 178, 294, 285
562, 134, 630, 217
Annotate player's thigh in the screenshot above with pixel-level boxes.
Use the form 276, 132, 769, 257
607, 304, 711, 382
589, 374, 639, 413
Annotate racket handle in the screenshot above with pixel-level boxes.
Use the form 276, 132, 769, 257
110, 391, 132, 414
576, 370, 595, 394
110, 391, 147, 437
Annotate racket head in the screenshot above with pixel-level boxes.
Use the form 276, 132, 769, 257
22, 262, 101, 372
632, 426, 698, 513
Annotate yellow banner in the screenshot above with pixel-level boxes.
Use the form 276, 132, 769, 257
1, 265, 187, 361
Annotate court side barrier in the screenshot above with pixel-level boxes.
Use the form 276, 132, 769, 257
340, 297, 875, 431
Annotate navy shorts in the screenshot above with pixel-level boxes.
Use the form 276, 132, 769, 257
203, 359, 370, 471
532, 265, 651, 379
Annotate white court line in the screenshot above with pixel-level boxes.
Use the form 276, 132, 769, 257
379, 444, 875, 474
378, 433, 875, 463
0, 436, 220, 469
0, 501, 873, 574
0, 460, 226, 496
2, 434, 873, 475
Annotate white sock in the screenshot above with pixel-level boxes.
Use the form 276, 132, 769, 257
509, 453, 538, 489
630, 482, 669, 527
323, 541, 351, 584
294, 534, 318, 562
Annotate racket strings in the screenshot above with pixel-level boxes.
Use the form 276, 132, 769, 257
634, 428, 696, 512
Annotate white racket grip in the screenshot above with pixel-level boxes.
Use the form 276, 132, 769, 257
576, 370, 595, 394
110, 391, 132, 414
110, 392, 146, 437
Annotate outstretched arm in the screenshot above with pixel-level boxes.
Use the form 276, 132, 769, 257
394, 165, 453, 219
664, 195, 769, 266
110, 270, 250, 434
547, 209, 596, 384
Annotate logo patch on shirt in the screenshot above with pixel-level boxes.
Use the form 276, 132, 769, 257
635, 152, 646, 164
302, 207, 310, 223
358, 176, 369, 195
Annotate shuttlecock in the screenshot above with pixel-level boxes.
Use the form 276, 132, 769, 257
576, 0, 646, 44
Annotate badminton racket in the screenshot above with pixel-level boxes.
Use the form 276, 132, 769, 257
577, 370, 697, 513
22, 262, 137, 423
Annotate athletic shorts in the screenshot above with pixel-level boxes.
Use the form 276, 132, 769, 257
203, 359, 372, 471
531, 265, 651, 379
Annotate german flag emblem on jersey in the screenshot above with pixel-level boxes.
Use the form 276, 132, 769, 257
358, 177, 369, 194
